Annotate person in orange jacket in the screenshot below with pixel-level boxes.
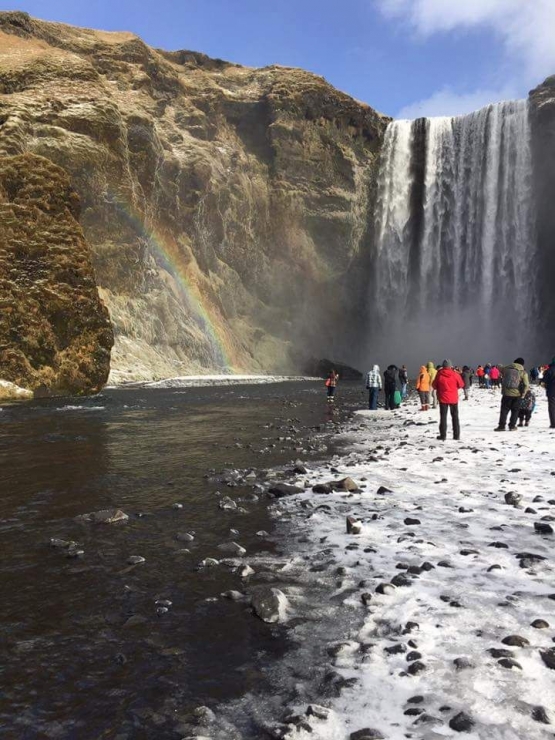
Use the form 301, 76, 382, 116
416, 365, 431, 411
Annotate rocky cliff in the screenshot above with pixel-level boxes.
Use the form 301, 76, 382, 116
529, 76, 555, 351
0, 11, 388, 383
0, 152, 113, 396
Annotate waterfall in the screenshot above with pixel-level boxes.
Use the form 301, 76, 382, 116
373, 100, 537, 363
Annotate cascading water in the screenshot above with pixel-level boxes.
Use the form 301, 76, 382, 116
373, 99, 537, 364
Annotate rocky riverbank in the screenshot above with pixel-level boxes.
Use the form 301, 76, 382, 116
198, 389, 555, 739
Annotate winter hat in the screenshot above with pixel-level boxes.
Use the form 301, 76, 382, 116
442, 359, 452, 368
514, 357, 525, 366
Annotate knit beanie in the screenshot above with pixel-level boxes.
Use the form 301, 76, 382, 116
442, 359, 452, 368
514, 357, 524, 366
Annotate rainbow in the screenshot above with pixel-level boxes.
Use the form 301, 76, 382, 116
106, 195, 242, 371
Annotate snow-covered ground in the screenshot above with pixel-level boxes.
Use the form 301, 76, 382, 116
107, 374, 316, 389
275, 388, 555, 739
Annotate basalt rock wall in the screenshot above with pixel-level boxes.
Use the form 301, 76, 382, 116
0, 11, 388, 382
529, 76, 555, 352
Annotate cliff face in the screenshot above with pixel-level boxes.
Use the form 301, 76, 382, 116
0, 11, 388, 382
529, 76, 555, 350
0, 153, 113, 395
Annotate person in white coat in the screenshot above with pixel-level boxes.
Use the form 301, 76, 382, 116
365, 365, 382, 410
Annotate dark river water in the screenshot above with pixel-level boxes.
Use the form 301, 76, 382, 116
0, 380, 365, 739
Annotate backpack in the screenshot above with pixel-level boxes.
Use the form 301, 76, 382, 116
503, 367, 521, 390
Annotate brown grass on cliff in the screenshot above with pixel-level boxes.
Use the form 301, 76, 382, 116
0, 153, 113, 395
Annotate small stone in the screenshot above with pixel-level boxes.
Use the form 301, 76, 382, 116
404, 518, 421, 526
487, 565, 502, 572
349, 729, 384, 740
217, 541, 246, 556
501, 635, 529, 647
250, 586, 285, 623
531, 619, 549, 629
127, 555, 145, 565
376, 583, 396, 595
403, 621, 419, 634
449, 712, 474, 732
75, 508, 129, 524
331, 477, 360, 492
312, 483, 333, 494
404, 708, 423, 716
531, 706, 550, 724
172, 503, 183, 509
504, 492, 522, 506
498, 658, 522, 670
460, 549, 479, 556
488, 648, 514, 658
199, 558, 219, 568
218, 496, 237, 510
407, 695, 424, 704
534, 522, 554, 535
454, 657, 474, 670
540, 648, 555, 670
377, 486, 392, 495
458, 507, 473, 513
361, 593, 373, 606
176, 532, 195, 542
525, 507, 537, 514
346, 516, 362, 534
391, 573, 412, 587
437, 561, 453, 568
268, 483, 304, 498
239, 564, 255, 578
384, 643, 406, 655
420, 561, 435, 571
306, 705, 330, 720
488, 542, 509, 549
407, 661, 426, 675
406, 651, 422, 662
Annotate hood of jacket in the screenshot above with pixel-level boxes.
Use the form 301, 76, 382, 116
373, 364, 380, 373
419, 365, 427, 374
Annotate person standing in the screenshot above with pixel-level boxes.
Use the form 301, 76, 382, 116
399, 365, 409, 399
365, 364, 382, 410
383, 365, 401, 410
541, 357, 555, 428
490, 365, 501, 389
518, 388, 536, 427
427, 362, 438, 408
433, 359, 464, 440
416, 364, 431, 411
494, 358, 529, 431
476, 365, 485, 388
325, 369, 339, 404
461, 365, 472, 400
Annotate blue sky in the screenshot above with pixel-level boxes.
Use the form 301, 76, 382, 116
5, 0, 555, 118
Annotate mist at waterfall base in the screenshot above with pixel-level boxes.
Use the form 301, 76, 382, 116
366, 99, 543, 372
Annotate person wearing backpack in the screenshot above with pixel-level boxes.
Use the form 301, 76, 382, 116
365, 364, 382, 410
325, 370, 339, 403
494, 358, 529, 431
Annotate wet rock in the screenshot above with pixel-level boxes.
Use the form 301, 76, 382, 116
250, 586, 286, 623
407, 695, 424, 703
218, 496, 237, 511
437, 561, 453, 568
384, 643, 406, 655
312, 483, 333, 494
376, 583, 396, 595
328, 477, 360, 492
454, 657, 474, 670
531, 619, 549, 629
488, 542, 508, 548
172, 503, 183, 509
75, 508, 129, 524
221, 590, 247, 601
449, 712, 474, 732
413, 713, 441, 726
176, 532, 195, 542
406, 651, 422, 662
540, 648, 555, 669
199, 558, 220, 568
403, 621, 419, 634
404, 707, 423, 716
306, 705, 330, 720
502, 635, 529, 647
217, 541, 246, 556
377, 486, 392, 495
487, 565, 502, 572
532, 705, 550, 724
460, 549, 479, 556
256, 530, 270, 537
404, 518, 421, 526
346, 516, 362, 534
127, 555, 146, 565
407, 661, 426, 675
293, 461, 309, 475
66, 544, 84, 558
269, 483, 304, 498
239, 564, 255, 578
391, 573, 412, 587
420, 561, 435, 571
525, 507, 537, 514
488, 648, 513, 658
498, 658, 522, 670
504, 492, 522, 506
349, 729, 384, 740
534, 522, 554, 535
361, 593, 373, 606
458, 507, 473, 513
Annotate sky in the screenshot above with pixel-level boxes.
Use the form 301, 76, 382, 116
4, 0, 555, 118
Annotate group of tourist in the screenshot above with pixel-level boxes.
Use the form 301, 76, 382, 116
326, 357, 555, 440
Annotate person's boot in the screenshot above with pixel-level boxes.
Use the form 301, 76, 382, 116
494, 426, 505, 431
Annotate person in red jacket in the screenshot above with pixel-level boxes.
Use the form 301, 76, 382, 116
433, 359, 465, 441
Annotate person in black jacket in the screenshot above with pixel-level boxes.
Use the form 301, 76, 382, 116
542, 358, 555, 428
383, 365, 402, 410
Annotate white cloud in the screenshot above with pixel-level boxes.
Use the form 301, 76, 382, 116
397, 84, 517, 119
376, 0, 555, 118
